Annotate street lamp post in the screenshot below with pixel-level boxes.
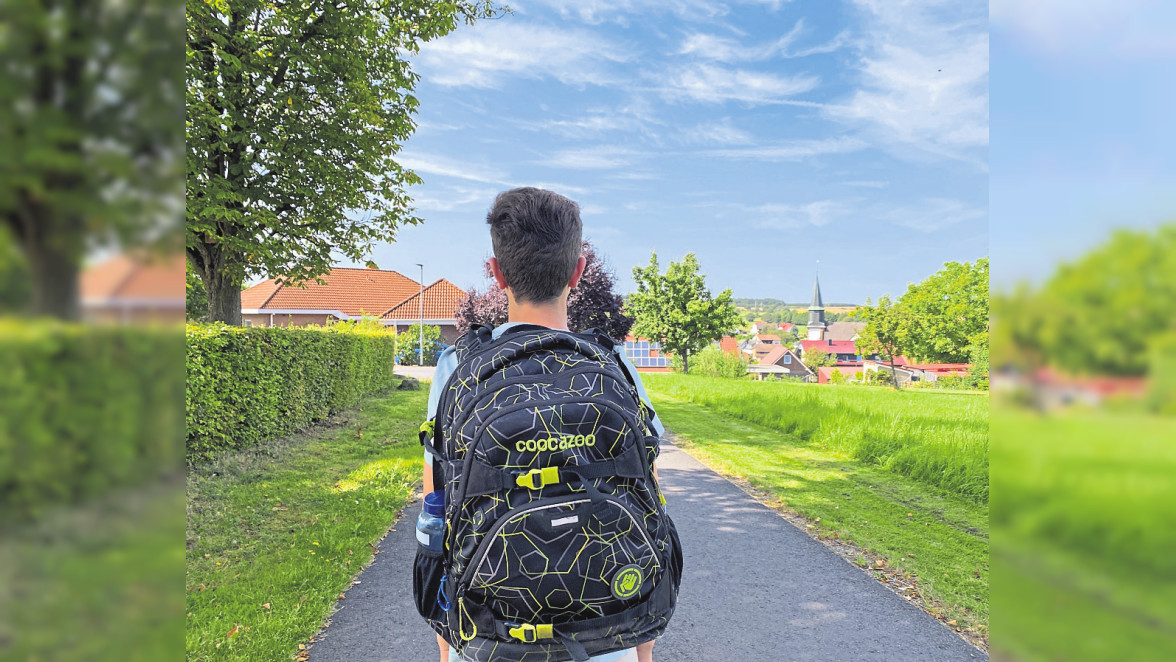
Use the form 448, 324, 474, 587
416, 263, 424, 366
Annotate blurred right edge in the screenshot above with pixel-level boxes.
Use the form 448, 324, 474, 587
989, 2, 1176, 660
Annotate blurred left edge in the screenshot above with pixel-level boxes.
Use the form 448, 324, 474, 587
0, 0, 186, 660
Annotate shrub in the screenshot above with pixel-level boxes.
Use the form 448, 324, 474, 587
394, 323, 442, 366
692, 345, 748, 379
186, 321, 397, 462
828, 369, 847, 385
0, 321, 184, 522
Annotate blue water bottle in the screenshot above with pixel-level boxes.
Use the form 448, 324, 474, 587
416, 490, 445, 553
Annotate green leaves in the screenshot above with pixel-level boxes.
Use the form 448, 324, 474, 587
993, 225, 1176, 377
629, 253, 741, 374
186, 0, 504, 321
185, 322, 399, 461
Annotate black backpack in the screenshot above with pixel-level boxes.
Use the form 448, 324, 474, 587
413, 324, 683, 662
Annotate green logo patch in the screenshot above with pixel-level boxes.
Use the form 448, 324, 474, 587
611, 564, 643, 600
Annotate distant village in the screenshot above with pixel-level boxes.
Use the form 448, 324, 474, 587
84, 257, 971, 386
630, 275, 971, 386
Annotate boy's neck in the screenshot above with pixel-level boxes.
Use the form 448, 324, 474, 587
507, 292, 569, 331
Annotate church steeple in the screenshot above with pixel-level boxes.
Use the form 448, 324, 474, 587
809, 274, 824, 311
807, 271, 827, 341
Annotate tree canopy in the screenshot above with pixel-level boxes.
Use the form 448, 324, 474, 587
992, 224, 1176, 376
899, 258, 989, 363
186, 0, 500, 323
1, 0, 181, 318
454, 241, 634, 342
628, 253, 741, 374
855, 295, 911, 389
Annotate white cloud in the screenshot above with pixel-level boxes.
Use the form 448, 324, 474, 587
745, 200, 849, 229
660, 63, 819, 105
606, 171, 661, 181
579, 204, 609, 216
823, 1, 989, 162
523, 0, 795, 24
523, 182, 593, 197
414, 21, 631, 88
990, 0, 1176, 61
522, 99, 664, 139
410, 185, 499, 212
677, 20, 849, 62
398, 153, 511, 185
681, 118, 754, 145
878, 197, 985, 232
706, 136, 866, 161
543, 146, 643, 170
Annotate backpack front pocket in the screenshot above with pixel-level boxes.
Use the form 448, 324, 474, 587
461, 496, 661, 624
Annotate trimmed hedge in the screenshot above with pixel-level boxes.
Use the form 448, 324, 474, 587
186, 322, 398, 461
0, 321, 184, 522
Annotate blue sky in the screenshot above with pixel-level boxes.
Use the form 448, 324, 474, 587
989, 0, 1176, 288
354, 0, 989, 304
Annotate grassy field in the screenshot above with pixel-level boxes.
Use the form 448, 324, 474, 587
185, 384, 427, 661
647, 386, 989, 645
0, 479, 183, 661
991, 409, 1176, 661
642, 374, 989, 504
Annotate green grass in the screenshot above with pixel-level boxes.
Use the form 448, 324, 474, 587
642, 374, 989, 503
991, 409, 1176, 660
0, 479, 184, 661
649, 391, 989, 644
185, 383, 428, 661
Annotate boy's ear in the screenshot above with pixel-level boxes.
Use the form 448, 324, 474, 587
489, 257, 510, 290
567, 256, 587, 290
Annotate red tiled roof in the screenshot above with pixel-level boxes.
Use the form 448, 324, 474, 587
241, 267, 421, 316
760, 346, 788, 365
381, 279, 467, 320
719, 336, 739, 355
755, 334, 780, 342
80, 252, 185, 302
778, 323, 794, 332
801, 339, 859, 355
752, 343, 777, 360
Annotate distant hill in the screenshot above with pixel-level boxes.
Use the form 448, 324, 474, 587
733, 297, 863, 325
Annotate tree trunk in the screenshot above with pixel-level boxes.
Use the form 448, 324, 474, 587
681, 351, 689, 374
26, 235, 82, 321
889, 354, 901, 390
189, 244, 242, 325
203, 268, 242, 325
11, 208, 85, 321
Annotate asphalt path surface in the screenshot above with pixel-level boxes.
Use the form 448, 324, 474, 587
310, 437, 987, 662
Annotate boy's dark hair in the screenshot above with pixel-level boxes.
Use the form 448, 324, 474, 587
486, 187, 583, 304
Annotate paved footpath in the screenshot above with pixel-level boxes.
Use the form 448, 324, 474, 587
310, 438, 987, 662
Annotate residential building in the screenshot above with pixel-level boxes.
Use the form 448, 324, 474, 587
824, 321, 866, 342
240, 266, 466, 341
799, 339, 866, 364
718, 336, 740, 355
623, 336, 672, 372
753, 334, 780, 345
748, 345, 812, 381
80, 252, 185, 324
380, 279, 469, 342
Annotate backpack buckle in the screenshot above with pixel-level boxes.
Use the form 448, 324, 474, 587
508, 623, 553, 643
515, 467, 559, 490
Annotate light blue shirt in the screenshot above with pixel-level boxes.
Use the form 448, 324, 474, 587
426, 322, 664, 436
430, 323, 657, 662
